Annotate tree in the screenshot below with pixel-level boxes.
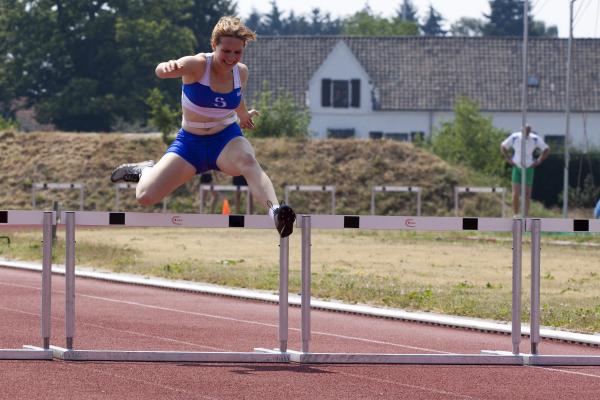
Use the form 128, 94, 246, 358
145, 88, 181, 145
262, 0, 284, 35
421, 6, 446, 36
432, 97, 507, 176
395, 0, 418, 22
247, 83, 310, 138
482, 0, 558, 37
343, 7, 419, 36
450, 17, 484, 37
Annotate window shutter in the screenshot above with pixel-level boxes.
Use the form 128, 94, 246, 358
351, 79, 361, 107
321, 79, 331, 107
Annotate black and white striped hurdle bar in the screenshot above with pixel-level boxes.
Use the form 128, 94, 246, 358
370, 186, 422, 216
454, 186, 506, 217
52, 211, 289, 362
0, 211, 54, 360
198, 184, 252, 214
32, 182, 85, 211
284, 185, 336, 215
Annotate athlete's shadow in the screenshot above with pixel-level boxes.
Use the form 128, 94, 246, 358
180, 363, 332, 375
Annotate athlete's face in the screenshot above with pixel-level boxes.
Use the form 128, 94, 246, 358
213, 36, 244, 69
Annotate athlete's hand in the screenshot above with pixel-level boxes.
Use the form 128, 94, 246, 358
156, 60, 182, 76
239, 109, 260, 129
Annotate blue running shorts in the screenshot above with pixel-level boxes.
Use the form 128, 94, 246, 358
166, 124, 243, 174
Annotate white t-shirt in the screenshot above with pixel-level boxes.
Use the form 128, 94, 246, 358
501, 131, 549, 168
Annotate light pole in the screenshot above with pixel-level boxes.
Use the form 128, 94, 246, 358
520, 0, 529, 217
563, 0, 576, 218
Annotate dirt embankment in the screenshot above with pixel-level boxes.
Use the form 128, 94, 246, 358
0, 131, 477, 215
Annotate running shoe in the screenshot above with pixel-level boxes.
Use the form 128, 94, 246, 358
272, 202, 296, 238
110, 160, 154, 183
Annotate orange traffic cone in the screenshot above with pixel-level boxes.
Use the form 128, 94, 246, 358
222, 198, 231, 215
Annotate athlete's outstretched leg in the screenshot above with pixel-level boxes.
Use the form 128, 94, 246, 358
217, 136, 295, 237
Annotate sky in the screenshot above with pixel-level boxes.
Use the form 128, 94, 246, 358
236, 0, 600, 38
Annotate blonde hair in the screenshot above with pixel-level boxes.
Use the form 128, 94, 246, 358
211, 16, 257, 48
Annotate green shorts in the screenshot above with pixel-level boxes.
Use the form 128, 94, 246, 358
512, 166, 534, 186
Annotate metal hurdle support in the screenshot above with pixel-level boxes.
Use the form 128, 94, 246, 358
526, 218, 600, 366
198, 184, 252, 214
278, 214, 525, 364
0, 211, 54, 360
115, 183, 167, 212
284, 185, 336, 215
371, 186, 422, 216
454, 186, 506, 217
32, 182, 85, 211
50, 211, 289, 362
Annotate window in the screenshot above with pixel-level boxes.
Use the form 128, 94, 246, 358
527, 75, 540, 87
385, 133, 410, 141
369, 131, 383, 140
333, 80, 349, 108
321, 79, 361, 108
327, 129, 355, 139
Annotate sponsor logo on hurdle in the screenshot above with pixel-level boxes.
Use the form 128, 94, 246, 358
404, 218, 416, 228
171, 216, 183, 225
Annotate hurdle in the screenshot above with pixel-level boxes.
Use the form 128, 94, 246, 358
0, 211, 54, 360
524, 218, 600, 366
284, 185, 336, 214
114, 183, 167, 212
454, 186, 506, 217
198, 184, 252, 214
258, 214, 526, 364
50, 211, 289, 362
371, 186, 422, 216
32, 182, 85, 211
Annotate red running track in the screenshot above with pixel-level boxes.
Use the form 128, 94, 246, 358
2, 266, 600, 399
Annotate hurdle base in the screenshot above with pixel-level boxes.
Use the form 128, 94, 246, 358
0, 346, 53, 360
50, 346, 289, 362
258, 348, 524, 364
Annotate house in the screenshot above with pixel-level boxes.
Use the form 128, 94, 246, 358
243, 36, 600, 150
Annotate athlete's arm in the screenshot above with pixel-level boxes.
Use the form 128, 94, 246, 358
155, 55, 203, 80
235, 63, 259, 129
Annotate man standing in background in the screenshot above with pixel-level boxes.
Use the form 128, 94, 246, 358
500, 125, 550, 217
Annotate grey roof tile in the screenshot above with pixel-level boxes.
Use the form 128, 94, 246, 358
242, 36, 600, 112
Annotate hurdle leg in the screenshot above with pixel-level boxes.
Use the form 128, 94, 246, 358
41, 212, 53, 349
279, 236, 289, 352
530, 219, 541, 354
301, 216, 312, 353
511, 218, 523, 355
65, 212, 76, 349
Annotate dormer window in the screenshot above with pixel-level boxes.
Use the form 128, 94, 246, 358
321, 79, 361, 108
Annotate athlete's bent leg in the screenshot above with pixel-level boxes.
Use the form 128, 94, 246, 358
216, 137, 278, 207
136, 153, 196, 206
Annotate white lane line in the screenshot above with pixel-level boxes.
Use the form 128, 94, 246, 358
68, 363, 221, 400
0, 280, 450, 353
337, 371, 480, 399
533, 366, 600, 379
0, 305, 226, 351
79, 293, 450, 354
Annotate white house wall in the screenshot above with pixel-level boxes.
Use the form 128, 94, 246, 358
309, 110, 600, 150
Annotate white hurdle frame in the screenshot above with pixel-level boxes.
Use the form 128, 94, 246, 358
198, 184, 251, 214
0, 211, 54, 360
261, 215, 526, 364
525, 218, 600, 366
454, 186, 506, 217
284, 185, 336, 215
32, 182, 85, 211
371, 186, 422, 216
115, 183, 167, 212
51, 211, 290, 363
